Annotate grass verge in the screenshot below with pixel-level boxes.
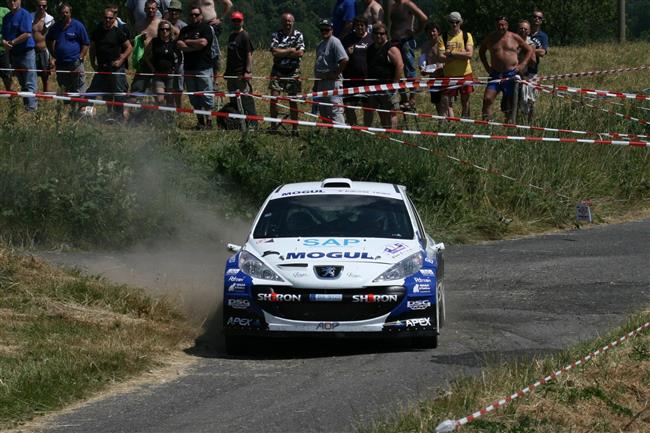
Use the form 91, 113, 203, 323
364, 311, 650, 433
0, 245, 194, 430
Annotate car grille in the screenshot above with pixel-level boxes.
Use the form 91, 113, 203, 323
252, 286, 406, 321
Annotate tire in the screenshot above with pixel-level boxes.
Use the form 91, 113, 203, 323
437, 282, 446, 328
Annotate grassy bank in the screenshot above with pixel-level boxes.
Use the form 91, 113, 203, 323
0, 245, 193, 430
365, 311, 650, 433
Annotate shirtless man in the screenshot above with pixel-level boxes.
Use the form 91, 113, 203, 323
362, 0, 383, 30
32, 0, 53, 91
388, 0, 427, 107
479, 16, 533, 120
189, 0, 232, 80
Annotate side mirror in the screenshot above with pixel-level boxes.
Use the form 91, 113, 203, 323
227, 243, 242, 253
433, 242, 445, 253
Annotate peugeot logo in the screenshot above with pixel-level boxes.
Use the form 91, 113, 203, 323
315, 266, 343, 279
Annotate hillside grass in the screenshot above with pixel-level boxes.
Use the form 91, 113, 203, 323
0, 245, 194, 430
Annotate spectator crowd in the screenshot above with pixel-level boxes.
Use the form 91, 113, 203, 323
0, 0, 549, 129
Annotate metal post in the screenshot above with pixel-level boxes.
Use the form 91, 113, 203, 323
509, 82, 519, 124
619, 0, 626, 43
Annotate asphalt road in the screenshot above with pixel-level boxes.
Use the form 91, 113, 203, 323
39, 220, 650, 433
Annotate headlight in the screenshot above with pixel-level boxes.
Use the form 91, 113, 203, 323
373, 252, 423, 282
239, 250, 284, 281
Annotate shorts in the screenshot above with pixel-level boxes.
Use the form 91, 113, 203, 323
130, 73, 152, 94
399, 37, 417, 79
342, 80, 367, 105
486, 69, 518, 98
153, 76, 178, 91
35, 49, 50, 75
56, 61, 85, 92
368, 91, 400, 111
443, 73, 475, 97
269, 68, 301, 95
0, 51, 11, 79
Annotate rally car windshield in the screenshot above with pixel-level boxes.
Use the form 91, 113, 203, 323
253, 195, 415, 239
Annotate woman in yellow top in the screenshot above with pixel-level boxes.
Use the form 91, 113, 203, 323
440, 11, 474, 118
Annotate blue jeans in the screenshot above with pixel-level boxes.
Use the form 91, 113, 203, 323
185, 68, 214, 110
400, 37, 417, 79
10, 49, 37, 110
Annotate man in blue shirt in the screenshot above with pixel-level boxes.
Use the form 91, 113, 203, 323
2, 0, 37, 110
529, 8, 549, 76
332, 0, 356, 38
46, 2, 89, 110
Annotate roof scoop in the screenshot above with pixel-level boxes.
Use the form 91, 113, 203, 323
321, 178, 353, 188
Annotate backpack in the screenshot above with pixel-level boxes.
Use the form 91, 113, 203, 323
443, 31, 469, 51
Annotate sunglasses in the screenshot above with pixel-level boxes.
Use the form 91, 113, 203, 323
190, 12, 201, 17
533, 15, 543, 20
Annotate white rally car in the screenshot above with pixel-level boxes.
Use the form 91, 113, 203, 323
223, 178, 445, 352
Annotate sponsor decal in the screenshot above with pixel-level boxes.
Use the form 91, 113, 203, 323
407, 300, 431, 310
384, 242, 408, 255
303, 239, 361, 247
406, 317, 432, 327
226, 317, 260, 327
346, 272, 362, 279
292, 271, 309, 278
225, 268, 240, 275
257, 293, 301, 302
255, 238, 274, 244
281, 190, 324, 197
286, 252, 374, 260
352, 294, 398, 303
412, 284, 431, 294
227, 283, 247, 292
228, 276, 245, 283
413, 277, 432, 284
227, 298, 250, 309
316, 321, 340, 330
384, 320, 406, 328
309, 294, 343, 302
419, 269, 434, 276
424, 257, 435, 265
228, 255, 237, 264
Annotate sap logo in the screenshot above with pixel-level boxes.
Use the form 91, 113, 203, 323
407, 300, 431, 310
257, 293, 301, 302
419, 269, 434, 276
225, 268, 240, 275
406, 317, 431, 327
286, 252, 373, 260
281, 190, 324, 197
316, 321, 340, 330
227, 283, 247, 292
413, 284, 431, 294
413, 277, 432, 284
227, 317, 254, 327
309, 294, 343, 302
228, 276, 245, 283
352, 294, 398, 303
227, 298, 250, 309
303, 239, 361, 247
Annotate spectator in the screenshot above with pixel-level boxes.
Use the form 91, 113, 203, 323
46, 2, 89, 113
388, 0, 427, 109
268, 12, 304, 135
31, 0, 53, 92
314, 18, 348, 125
366, 21, 402, 128
167, 0, 186, 30
479, 16, 533, 121
0, 4, 12, 90
87, 7, 132, 120
341, 16, 373, 126
530, 8, 549, 75
361, 0, 383, 31
107, 4, 128, 29
419, 21, 446, 115
516, 19, 537, 122
440, 11, 474, 118
177, 6, 214, 129
332, 0, 356, 38
2, 0, 37, 111
144, 19, 180, 107
126, 0, 169, 34
189, 0, 233, 84
225, 11, 256, 120
129, 0, 163, 109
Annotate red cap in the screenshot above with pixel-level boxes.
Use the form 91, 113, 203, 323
231, 11, 244, 21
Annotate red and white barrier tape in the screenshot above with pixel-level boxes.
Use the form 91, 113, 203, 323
538, 65, 650, 81
435, 320, 650, 432
3, 89, 649, 149
527, 80, 650, 102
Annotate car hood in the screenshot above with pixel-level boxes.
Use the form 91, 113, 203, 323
246, 237, 422, 288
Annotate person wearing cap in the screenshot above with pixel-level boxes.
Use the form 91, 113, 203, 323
314, 18, 348, 125
2, 0, 38, 111
268, 12, 305, 135
167, 0, 186, 30
225, 10, 256, 120
439, 11, 474, 118
479, 16, 533, 121
177, 5, 214, 128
